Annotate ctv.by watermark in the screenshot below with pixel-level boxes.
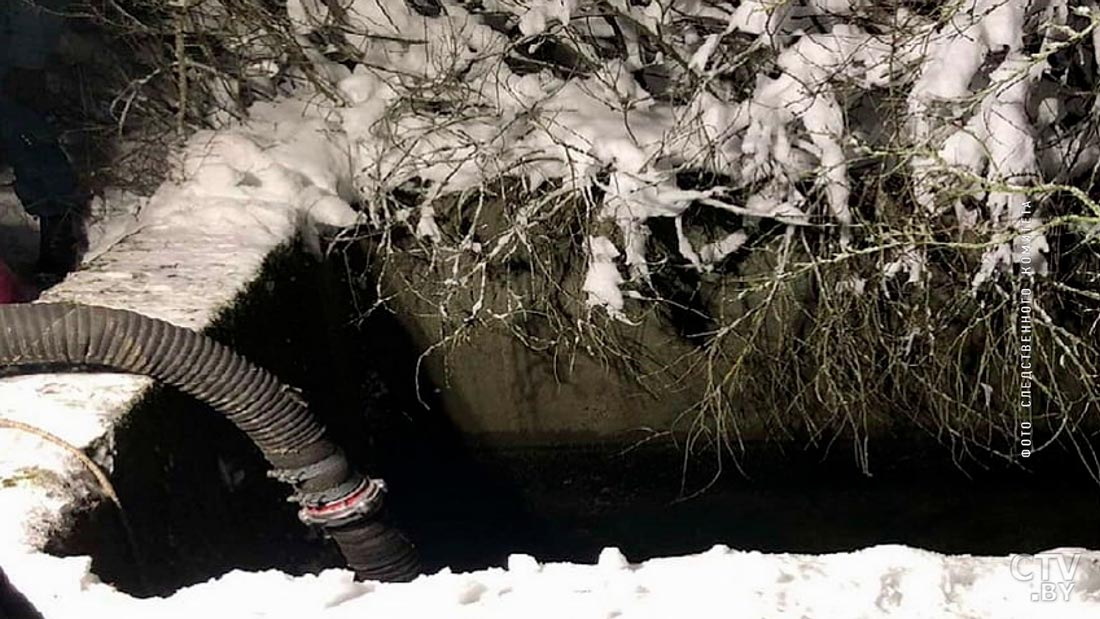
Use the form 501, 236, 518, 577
1010, 552, 1083, 602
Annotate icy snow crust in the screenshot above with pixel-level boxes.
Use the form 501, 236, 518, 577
1, 0, 1097, 615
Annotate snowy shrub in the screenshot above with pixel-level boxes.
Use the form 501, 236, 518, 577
69, 0, 333, 190
95, 0, 1100, 476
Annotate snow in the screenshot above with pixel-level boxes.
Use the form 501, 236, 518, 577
901, 0, 1067, 289
2, 1, 1099, 615
883, 245, 927, 287
0, 92, 366, 619
698, 230, 749, 265
582, 235, 627, 318
517, 0, 576, 36
290, 0, 914, 316
4, 542, 1100, 618
0, 53, 361, 565
253, 0, 1096, 305
11, 147, 1092, 619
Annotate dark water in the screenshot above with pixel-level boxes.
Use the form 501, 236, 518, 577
378, 431, 1100, 575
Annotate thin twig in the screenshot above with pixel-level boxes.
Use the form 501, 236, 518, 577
0, 418, 148, 593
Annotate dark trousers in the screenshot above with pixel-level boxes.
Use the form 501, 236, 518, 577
0, 93, 79, 218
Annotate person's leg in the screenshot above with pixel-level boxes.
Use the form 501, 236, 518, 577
0, 94, 84, 279
0, 564, 44, 619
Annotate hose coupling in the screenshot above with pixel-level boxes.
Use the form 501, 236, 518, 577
298, 477, 388, 528
268, 448, 348, 486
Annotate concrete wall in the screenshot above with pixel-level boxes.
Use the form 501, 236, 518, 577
371, 240, 815, 447
395, 309, 702, 445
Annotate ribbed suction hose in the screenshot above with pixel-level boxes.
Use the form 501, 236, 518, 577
0, 303, 419, 582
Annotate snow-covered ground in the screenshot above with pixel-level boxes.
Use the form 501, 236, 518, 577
4, 543, 1099, 618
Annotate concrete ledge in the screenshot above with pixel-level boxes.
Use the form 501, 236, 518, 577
0, 193, 296, 553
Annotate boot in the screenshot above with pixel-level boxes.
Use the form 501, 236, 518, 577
37, 210, 83, 283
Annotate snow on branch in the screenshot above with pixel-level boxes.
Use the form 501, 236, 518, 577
102, 0, 1100, 325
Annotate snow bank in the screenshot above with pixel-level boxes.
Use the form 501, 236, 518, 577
4, 543, 1100, 618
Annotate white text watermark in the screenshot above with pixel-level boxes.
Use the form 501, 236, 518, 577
1017, 200, 1035, 458
1010, 552, 1082, 602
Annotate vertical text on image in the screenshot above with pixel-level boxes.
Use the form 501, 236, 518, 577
1018, 200, 1034, 458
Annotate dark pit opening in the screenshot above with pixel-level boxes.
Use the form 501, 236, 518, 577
45, 241, 1100, 597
